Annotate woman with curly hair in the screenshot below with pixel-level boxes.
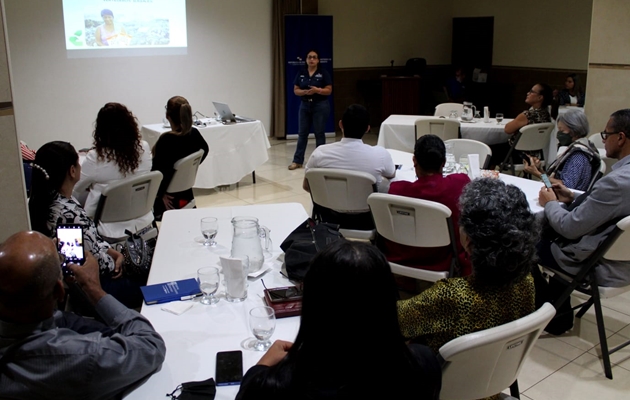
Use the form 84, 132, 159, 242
151, 96, 208, 219
73, 102, 152, 238
397, 178, 538, 356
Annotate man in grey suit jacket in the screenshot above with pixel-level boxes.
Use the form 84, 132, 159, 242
535, 109, 630, 333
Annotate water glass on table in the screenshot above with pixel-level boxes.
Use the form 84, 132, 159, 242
496, 113, 504, 125
248, 306, 276, 351
200, 217, 218, 247
197, 266, 220, 305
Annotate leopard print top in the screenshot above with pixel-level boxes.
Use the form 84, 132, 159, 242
397, 274, 535, 353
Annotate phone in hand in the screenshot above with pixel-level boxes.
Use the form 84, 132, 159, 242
216, 350, 243, 386
541, 173, 553, 189
56, 224, 86, 276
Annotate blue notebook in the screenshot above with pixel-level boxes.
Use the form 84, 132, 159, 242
140, 278, 202, 305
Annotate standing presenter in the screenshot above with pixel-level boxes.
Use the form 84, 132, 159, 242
288, 50, 333, 170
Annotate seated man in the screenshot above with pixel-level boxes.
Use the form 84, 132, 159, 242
0, 231, 166, 400
536, 109, 630, 334
379, 134, 471, 275
302, 104, 395, 229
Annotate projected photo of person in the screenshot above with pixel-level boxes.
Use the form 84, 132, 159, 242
95, 9, 130, 46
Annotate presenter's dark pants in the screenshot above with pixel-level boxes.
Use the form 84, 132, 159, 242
293, 100, 330, 165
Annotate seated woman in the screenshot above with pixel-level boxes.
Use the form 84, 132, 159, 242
523, 110, 600, 191
557, 73, 585, 107
491, 83, 553, 167
397, 178, 537, 354
236, 240, 442, 400
380, 134, 471, 276
29, 141, 143, 309
73, 102, 153, 239
152, 96, 209, 219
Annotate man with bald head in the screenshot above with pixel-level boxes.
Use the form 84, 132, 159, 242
0, 231, 166, 400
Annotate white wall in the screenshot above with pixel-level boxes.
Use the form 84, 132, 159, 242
319, 0, 453, 68
319, 0, 592, 70
452, 0, 592, 69
4, 0, 272, 149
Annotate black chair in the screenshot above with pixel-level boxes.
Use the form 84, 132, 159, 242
540, 215, 630, 379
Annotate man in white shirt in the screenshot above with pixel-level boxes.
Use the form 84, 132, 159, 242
302, 104, 395, 229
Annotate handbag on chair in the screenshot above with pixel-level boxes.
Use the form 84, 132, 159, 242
116, 226, 157, 282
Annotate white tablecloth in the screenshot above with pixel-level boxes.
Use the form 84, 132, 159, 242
141, 119, 271, 189
388, 149, 545, 214
378, 115, 513, 152
126, 204, 309, 400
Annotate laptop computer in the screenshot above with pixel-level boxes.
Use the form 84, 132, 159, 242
212, 102, 255, 123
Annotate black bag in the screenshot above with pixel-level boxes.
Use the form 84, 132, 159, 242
280, 218, 343, 281
116, 226, 157, 281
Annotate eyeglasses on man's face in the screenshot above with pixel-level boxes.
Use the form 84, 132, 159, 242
600, 130, 623, 140
527, 90, 541, 95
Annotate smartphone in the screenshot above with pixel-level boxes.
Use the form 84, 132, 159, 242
395, 164, 403, 170
56, 224, 86, 276
541, 174, 552, 189
267, 286, 303, 303
215, 350, 243, 386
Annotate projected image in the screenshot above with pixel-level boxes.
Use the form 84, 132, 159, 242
63, 0, 187, 51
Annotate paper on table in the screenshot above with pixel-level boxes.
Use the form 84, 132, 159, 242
161, 302, 194, 315
468, 154, 481, 179
220, 256, 247, 298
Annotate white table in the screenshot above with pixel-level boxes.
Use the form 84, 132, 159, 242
378, 115, 513, 152
388, 149, 545, 214
141, 119, 271, 189
126, 204, 309, 400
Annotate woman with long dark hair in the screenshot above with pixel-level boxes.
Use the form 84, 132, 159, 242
29, 141, 143, 308
73, 102, 152, 238
237, 240, 441, 399
151, 96, 208, 219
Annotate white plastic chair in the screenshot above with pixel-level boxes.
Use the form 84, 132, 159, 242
367, 193, 459, 281
439, 303, 556, 400
305, 168, 377, 240
500, 123, 554, 175
166, 149, 205, 209
434, 103, 464, 118
588, 133, 605, 150
541, 215, 630, 379
415, 118, 460, 143
93, 171, 163, 243
444, 138, 492, 169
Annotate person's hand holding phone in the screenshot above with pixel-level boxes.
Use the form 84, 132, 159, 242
522, 155, 541, 177
256, 340, 293, 367
550, 182, 575, 204
67, 252, 107, 305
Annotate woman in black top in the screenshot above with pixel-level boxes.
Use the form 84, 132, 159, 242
151, 96, 208, 219
288, 49, 333, 170
236, 240, 442, 400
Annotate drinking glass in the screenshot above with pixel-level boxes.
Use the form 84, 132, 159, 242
200, 217, 218, 247
496, 113, 504, 125
449, 110, 458, 119
444, 142, 455, 173
459, 156, 469, 173
248, 306, 276, 351
197, 267, 220, 305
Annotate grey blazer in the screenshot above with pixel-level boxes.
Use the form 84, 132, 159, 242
545, 154, 630, 287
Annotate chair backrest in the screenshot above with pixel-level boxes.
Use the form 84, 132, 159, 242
94, 171, 163, 224
415, 118, 460, 142
444, 138, 492, 169
514, 123, 554, 152
166, 149, 204, 193
367, 193, 454, 248
434, 103, 464, 117
306, 168, 376, 212
588, 133, 605, 149
603, 216, 630, 261
438, 303, 556, 400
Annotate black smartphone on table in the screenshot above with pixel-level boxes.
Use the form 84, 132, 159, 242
215, 350, 243, 386
266, 286, 303, 303
56, 224, 86, 276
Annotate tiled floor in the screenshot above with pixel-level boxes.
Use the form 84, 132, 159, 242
193, 133, 630, 399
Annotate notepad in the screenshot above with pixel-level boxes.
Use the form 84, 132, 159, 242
140, 278, 202, 305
